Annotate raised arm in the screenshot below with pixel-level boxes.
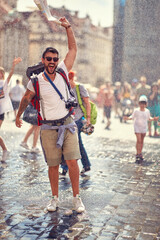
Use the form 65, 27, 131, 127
15, 89, 35, 128
59, 17, 77, 72
7, 57, 22, 84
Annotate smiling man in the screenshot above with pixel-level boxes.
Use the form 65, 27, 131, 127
15, 17, 85, 213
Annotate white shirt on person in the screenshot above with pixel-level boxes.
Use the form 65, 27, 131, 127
131, 107, 150, 134
10, 84, 25, 102
0, 79, 13, 115
27, 61, 70, 120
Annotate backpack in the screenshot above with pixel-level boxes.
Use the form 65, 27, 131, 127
76, 84, 97, 125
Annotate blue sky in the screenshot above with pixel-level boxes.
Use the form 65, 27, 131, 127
17, 0, 113, 27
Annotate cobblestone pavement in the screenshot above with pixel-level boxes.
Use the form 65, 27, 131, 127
0, 112, 160, 240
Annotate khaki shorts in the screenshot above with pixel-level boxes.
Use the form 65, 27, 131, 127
40, 117, 81, 167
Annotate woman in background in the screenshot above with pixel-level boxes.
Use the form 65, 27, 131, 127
0, 57, 22, 160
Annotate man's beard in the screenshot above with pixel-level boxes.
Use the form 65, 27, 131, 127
45, 64, 57, 75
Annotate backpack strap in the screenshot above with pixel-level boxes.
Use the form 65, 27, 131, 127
75, 84, 86, 115
56, 68, 75, 97
56, 68, 70, 88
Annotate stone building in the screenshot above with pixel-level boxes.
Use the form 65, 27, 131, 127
0, 0, 12, 66
113, 0, 160, 84
1, 2, 112, 87
2, 14, 29, 78
0, 0, 28, 79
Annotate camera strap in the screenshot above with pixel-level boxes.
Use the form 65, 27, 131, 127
44, 71, 66, 102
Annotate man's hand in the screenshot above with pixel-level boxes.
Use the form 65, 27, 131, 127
16, 116, 23, 128
59, 17, 71, 29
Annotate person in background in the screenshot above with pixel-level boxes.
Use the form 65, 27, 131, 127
121, 81, 131, 101
157, 79, 160, 94
103, 81, 114, 129
124, 95, 159, 164
136, 76, 151, 103
61, 70, 91, 175
96, 83, 106, 123
130, 78, 139, 107
0, 57, 22, 161
20, 124, 40, 153
113, 81, 122, 118
148, 82, 160, 137
10, 79, 25, 120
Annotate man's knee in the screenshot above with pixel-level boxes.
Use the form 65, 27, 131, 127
66, 159, 78, 168
49, 165, 59, 171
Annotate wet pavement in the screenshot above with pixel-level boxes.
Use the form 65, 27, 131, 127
0, 111, 160, 240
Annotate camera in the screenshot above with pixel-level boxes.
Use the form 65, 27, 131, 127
65, 97, 78, 109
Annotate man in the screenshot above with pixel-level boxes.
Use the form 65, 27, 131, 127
61, 70, 91, 175
103, 81, 114, 129
10, 79, 25, 120
113, 81, 122, 118
136, 76, 151, 102
16, 17, 85, 213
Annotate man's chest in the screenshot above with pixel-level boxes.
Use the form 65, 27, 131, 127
39, 78, 68, 101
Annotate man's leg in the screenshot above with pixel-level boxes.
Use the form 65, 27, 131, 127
47, 165, 59, 212
66, 159, 79, 197
48, 165, 59, 197
66, 159, 85, 213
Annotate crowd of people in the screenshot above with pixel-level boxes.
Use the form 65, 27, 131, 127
96, 76, 160, 137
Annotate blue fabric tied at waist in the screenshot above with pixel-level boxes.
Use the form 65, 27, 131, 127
41, 122, 77, 148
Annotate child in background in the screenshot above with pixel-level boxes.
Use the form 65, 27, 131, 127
124, 95, 159, 164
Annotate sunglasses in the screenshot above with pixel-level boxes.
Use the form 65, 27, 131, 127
45, 57, 59, 62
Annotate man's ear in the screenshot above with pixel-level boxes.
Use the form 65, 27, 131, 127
41, 58, 44, 64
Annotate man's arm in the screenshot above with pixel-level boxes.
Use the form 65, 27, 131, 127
59, 17, 77, 72
16, 89, 35, 128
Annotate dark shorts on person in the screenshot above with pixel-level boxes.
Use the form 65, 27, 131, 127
11, 101, 20, 110
104, 106, 112, 118
0, 113, 5, 121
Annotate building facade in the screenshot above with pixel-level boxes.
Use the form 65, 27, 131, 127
1, 3, 113, 87
0, 0, 28, 78
113, 0, 160, 84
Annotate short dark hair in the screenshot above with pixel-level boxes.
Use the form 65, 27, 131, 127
42, 47, 59, 59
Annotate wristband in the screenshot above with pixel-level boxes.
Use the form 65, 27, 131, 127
66, 25, 71, 29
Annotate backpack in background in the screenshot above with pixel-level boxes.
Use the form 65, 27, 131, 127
76, 84, 97, 125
